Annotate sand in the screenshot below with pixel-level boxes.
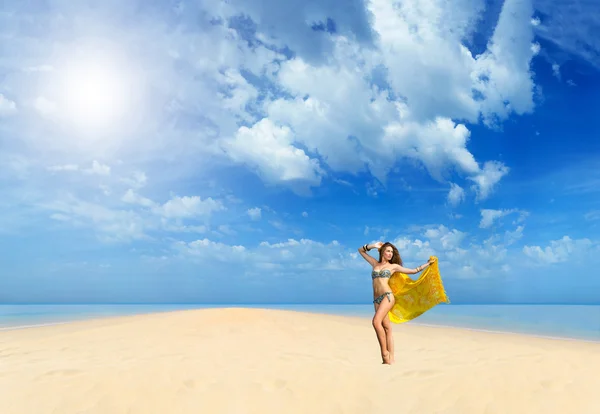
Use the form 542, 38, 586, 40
1, 308, 598, 414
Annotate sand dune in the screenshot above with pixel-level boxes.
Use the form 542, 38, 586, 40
1, 308, 598, 413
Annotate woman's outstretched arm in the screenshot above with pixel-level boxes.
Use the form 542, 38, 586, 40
393, 258, 435, 275
358, 242, 382, 267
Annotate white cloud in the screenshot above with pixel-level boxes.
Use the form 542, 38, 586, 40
390, 224, 512, 279
423, 225, 467, 251
221, 0, 375, 65
504, 225, 524, 246
217, 225, 236, 235
159, 195, 224, 219
269, 220, 285, 230
247, 207, 262, 221
479, 208, 528, 229
0, 154, 31, 181
472, 236, 509, 265
47, 160, 110, 175
175, 237, 359, 272
45, 196, 149, 243
43, 189, 227, 242
0, 94, 17, 116
122, 189, 154, 208
552, 63, 561, 79
380, 117, 480, 182
391, 237, 437, 263
221, 118, 324, 188
85, 160, 111, 176
480, 208, 515, 228
447, 183, 466, 206
174, 238, 247, 262
584, 210, 600, 221
162, 224, 208, 234
258, 238, 357, 271
373, 0, 536, 124
472, 0, 537, 124
469, 161, 510, 201
23, 64, 54, 73
218, 69, 260, 121
121, 171, 147, 189
32, 96, 57, 118
207, 0, 536, 198
368, 0, 481, 123
523, 236, 597, 265
48, 164, 79, 172
99, 184, 111, 196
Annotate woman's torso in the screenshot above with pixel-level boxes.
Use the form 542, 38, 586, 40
371, 267, 393, 296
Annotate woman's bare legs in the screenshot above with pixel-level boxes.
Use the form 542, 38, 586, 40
382, 314, 395, 364
372, 296, 395, 364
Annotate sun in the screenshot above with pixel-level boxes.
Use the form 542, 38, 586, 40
50, 44, 141, 135
63, 61, 126, 127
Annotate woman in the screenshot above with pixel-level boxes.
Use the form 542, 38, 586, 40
359, 241, 435, 365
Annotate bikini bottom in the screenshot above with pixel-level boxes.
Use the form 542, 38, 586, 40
373, 291, 393, 305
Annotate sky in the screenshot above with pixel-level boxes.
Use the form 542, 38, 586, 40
1, 0, 599, 305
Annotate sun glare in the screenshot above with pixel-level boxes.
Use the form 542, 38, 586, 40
63, 62, 125, 125
50, 45, 142, 135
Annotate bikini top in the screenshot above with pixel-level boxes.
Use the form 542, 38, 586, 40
371, 268, 392, 279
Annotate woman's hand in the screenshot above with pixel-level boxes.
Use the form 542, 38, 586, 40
372, 241, 384, 250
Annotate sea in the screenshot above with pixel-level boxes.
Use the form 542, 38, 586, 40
1, 304, 599, 342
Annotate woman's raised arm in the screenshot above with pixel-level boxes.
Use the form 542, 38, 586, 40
358, 242, 382, 267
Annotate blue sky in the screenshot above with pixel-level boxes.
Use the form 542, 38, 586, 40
1, 0, 599, 304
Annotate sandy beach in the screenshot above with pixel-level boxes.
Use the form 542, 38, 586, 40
1, 308, 598, 414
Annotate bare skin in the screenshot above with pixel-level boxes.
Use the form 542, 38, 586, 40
373, 293, 395, 364
359, 241, 434, 365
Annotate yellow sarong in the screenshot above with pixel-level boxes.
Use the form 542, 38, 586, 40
387, 256, 450, 324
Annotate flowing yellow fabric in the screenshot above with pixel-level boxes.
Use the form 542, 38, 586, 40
387, 256, 450, 324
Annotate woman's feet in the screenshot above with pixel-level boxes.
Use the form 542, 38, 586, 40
381, 352, 395, 365
382, 352, 392, 365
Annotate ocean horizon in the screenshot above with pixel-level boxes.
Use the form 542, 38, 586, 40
1, 303, 599, 342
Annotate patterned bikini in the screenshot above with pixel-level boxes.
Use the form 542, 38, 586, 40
371, 268, 393, 304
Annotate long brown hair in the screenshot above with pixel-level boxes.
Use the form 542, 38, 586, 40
378, 242, 403, 265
